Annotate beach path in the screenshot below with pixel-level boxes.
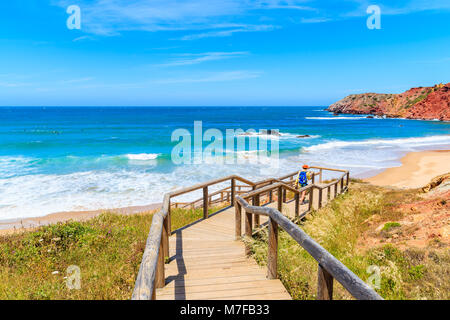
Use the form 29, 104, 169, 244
156, 189, 328, 300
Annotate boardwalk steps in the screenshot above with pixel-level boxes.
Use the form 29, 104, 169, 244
156, 200, 306, 300
133, 167, 381, 300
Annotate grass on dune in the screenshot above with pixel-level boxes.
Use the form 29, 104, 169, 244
0, 204, 222, 300
247, 182, 449, 300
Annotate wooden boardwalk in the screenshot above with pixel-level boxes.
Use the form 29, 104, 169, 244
155, 190, 329, 300
133, 169, 382, 301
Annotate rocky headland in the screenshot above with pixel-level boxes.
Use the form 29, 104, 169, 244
327, 83, 450, 121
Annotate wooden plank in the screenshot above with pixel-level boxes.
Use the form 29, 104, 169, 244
235, 202, 242, 240
245, 209, 253, 256
159, 279, 284, 295
161, 274, 268, 288
254, 194, 260, 227
318, 187, 323, 209
267, 217, 278, 279
277, 186, 282, 212
231, 178, 235, 206
157, 284, 289, 300
155, 238, 165, 288
203, 186, 208, 219
317, 263, 333, 300
162, 217, 169, 259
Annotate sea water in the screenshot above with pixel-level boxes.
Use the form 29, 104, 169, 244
0, 106, 449, 220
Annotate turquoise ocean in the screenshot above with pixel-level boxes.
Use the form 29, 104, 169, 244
1, 106, 449, 220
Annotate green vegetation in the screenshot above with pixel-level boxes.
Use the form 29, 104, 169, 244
247, 182, 449, 300
382, 222, 401, 232
0, 205, 221, 299
403, 89, 432, 109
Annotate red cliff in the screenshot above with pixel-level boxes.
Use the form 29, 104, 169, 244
327, 83, 450, 121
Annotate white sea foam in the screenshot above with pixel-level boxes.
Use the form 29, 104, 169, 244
304, 135, 450, 152
1, 135, 449, 221
125, 153, 160, 160
0, 156, 36, 178
237, 131, 320, 140
305, 116, 369, 120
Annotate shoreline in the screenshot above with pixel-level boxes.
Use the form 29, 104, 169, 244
365, 150, 450, 188
1, 149, 449, 235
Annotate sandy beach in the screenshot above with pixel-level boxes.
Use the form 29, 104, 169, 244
366, 150, 450, 189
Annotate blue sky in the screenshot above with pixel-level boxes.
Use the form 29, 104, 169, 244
0, 0, 449, 106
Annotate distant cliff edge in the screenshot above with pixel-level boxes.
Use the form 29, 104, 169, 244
327, 83, 450, 121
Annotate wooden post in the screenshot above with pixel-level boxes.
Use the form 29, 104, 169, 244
294, 192, 299, 218
334, 182, 338, 199
309, 187, 314, 211
162, 216, 169, 260
282, 189, 287, 203
244, 210, 253, 256
254, 194, 260, 227
312, 173, 315, 184
155, 239, 165, 289
235, 202, 242, 240
327, 186, 331, 201
319, 169, 323, 183
340, 178, 344, 191
277, 186, 283, 212
317, 264, 333, 300
203, 186, 208, 219
251, 185, 257, 206
152, 286, 156, 300
269, 190, 273, 203
167, 200, 172, 235
230, 178, 235, 206
318, 187, 323, 209
267, 217, 278, 279
346, 172, 350, 187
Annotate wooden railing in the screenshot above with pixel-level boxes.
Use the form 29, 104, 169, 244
132, 167, 363, 300
132, 174, 256, 300
233, 168, 382, 300
235, 192, 382, 300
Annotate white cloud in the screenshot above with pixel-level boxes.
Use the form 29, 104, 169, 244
154, 70, 262, 84
73, 35, 95, 42
60, 77, 94, 84
52, 0, 311, 37
0, 81, 32, 88
50, 0, 450, 37
300, 17, 331, 24
158, 52, 249, 67
178, 24, 276, 40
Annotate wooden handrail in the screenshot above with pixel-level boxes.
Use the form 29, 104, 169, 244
132, 167, 351, 300
235, 196, 382, 300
